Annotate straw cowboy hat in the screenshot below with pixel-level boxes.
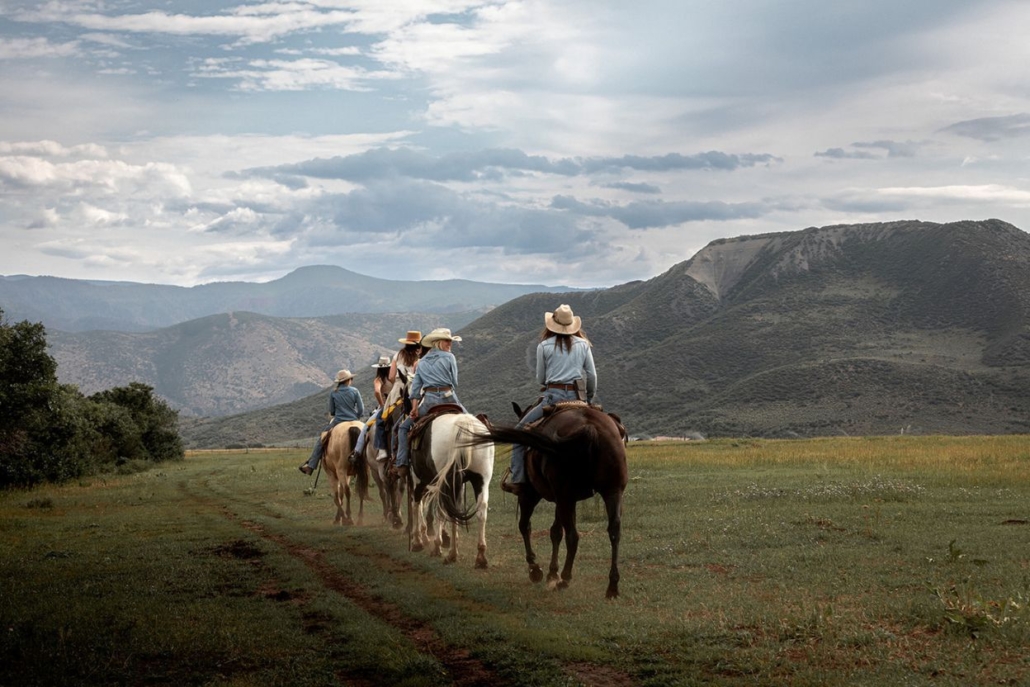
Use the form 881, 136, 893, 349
334, 369, 354, 383
371, 355, 392, 368
398, 330, 423, 345
421, 328, 462, 346
545, 304, 582, 335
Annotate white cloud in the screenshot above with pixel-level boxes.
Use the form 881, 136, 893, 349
879, 184, 1030, 205
193, 57, 397, 92
0, 37, 79, 59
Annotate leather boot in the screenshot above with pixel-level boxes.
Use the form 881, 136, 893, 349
500, 474, 523, 496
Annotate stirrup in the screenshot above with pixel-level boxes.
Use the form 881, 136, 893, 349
499, 468, 522, 495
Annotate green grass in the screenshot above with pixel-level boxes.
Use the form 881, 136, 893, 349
3, 437, 1030, 685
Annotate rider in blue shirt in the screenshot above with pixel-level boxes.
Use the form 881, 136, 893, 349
299, 369, 365, 475
501, 304, 596, 496
392, 328, 466, 479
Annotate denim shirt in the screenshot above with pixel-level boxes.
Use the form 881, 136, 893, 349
328, 384, 364, 422
409, 349, 458, 399
536, 336, 596, 399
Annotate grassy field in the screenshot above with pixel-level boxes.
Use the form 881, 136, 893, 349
2, 436, 1029, 686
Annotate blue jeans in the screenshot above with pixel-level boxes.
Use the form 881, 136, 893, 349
395, 391, 466, 468
353, 409, 381, 455
510, 387, 579, 483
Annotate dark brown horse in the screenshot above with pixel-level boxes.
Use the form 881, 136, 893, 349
476, 402, 628, 598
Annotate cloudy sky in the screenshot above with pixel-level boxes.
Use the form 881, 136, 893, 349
2, 0, 1029, 289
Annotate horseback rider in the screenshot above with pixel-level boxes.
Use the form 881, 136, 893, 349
374, 330, 423, 462
500, 304, 596, 496
348, 355, 393, 463
298, 369, 365, 475
391, 328, 466, 479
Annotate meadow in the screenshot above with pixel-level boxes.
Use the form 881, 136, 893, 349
2, 436, 1029, 686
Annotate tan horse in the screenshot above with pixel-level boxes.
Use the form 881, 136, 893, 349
321, 420, 370, 525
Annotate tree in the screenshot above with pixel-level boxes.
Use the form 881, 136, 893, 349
90, 383, 183, 463
0, 309, 82, 486
1, 309, 184, 488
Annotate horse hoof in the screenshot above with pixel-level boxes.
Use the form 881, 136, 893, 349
529, 567, 544, 583
444, 555, 457, 565
556, 580, 569, 591
475, 558, 489, 570
546, 572, 560, 583
411, 543, 424, 553
606, 586, 619, 600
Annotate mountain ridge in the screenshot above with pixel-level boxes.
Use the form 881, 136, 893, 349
178, 218, 1030, 448
0, 265, 584, 332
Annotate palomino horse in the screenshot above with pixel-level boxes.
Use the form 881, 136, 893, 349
475, 402, 628, 598
407, 410, 494, 568
322, 420, 370, 525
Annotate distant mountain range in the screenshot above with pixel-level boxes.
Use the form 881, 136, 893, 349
180, 219, 1030, 448
48, 311, 484, 416
0, 265, 580, 332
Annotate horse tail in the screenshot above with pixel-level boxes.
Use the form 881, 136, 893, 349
425, 418, 480, 526
349, 426, 369, 500
470, 424, 563, 457
474, 422, 601, 462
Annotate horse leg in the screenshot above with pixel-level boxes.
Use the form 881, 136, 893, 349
410, 491, 425, 552
555, 501, 580, 591
342, 479, 353, 526
546, 507, 564, 584
474, 486, 489, 570
444, 519, 458, 564
391, 475, 404, 529
603, 490, 623, 599
519, 493, 543, 583
428, 506, 442, 557
357, 482, 365, 526
330, 475, 345, 525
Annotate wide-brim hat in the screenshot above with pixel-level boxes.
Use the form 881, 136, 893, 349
371, 355, 391, 368
334, 369, 354, 383
545, 304, 581, 335
398, 330, 423, 345
421, 328, 462, 346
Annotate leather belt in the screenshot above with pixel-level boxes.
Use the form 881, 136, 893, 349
546, 383, 577, 391
423, 386, 452, 393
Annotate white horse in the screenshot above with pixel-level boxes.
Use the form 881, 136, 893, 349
408, 412, 494, 568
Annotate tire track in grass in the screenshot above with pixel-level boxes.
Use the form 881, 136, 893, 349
191, 483, 504, 687
186, 479, 637, 687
